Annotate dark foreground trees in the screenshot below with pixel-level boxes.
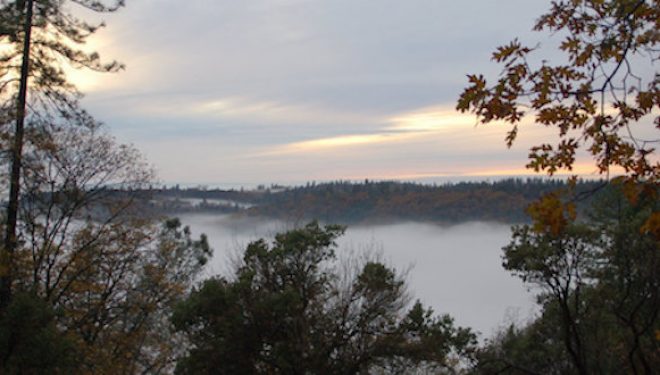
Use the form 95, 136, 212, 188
1, 0, 126, 308
0, 123, 212, 373
173, 222, 476, 374
473, 186, 659, 374
1, 1, 217, 372
458, 1, 658, 373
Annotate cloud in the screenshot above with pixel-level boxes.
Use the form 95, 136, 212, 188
387, 106, 477, 132
190, 96, 380, 127
269, 133, 404, 153
261, 106, 492, 155
73, 0, 591, 184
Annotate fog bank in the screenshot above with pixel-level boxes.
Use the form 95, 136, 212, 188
179, 214, 536, 338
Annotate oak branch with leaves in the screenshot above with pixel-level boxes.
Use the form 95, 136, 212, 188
457, 0, 658, 183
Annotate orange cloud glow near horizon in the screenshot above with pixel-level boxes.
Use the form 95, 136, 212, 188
259, 106, 536, 156
315, 161, 607, 183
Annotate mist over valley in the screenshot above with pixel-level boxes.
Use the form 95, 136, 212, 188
177, 212, 537, 338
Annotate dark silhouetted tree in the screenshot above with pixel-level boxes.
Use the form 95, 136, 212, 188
173, 222, 476, 374
1, 0, 125, 308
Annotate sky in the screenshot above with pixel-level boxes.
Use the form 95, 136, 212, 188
70, 0, 606, 186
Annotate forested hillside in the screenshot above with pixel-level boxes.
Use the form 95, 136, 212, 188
244, 179, 604, 224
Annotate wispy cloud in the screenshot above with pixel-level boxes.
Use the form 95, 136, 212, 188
387, 106, 476, 132
75, 0, 577, 184
270, 133, 405, 153
190, 96, 378, 126
261, 106, 481, 155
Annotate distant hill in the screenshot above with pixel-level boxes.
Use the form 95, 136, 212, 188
115, 178, 606, 224
243, 178, 605, 224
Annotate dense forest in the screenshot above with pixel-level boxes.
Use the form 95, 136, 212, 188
243, 179, 604, 224
144, 178, 606, 224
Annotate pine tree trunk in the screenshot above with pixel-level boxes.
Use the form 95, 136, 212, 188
1, 0, 34, 309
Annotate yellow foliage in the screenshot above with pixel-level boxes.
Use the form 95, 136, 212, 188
527, 193, 576, 236
640, 211, 660, 241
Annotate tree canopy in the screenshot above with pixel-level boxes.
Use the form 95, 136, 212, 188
0, 2, 217, 372
173, 222, 476, 374
0, 123, 213, 372
1, 0, 127, 309
458, 1, 660, 373
474, 187, 658, 374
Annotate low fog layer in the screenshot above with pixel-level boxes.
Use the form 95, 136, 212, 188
179, 214, 536, 337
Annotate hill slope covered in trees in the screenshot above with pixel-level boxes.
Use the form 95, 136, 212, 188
242, 179, 604, 224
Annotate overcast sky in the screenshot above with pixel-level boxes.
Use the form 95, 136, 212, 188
71, 0, 599, 186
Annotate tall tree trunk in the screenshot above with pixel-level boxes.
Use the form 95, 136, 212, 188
1, 0, 34, 309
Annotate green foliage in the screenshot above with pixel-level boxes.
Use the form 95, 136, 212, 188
173, 222, 476, 374
474, 186, 659, 374
503, 224, 598, 289
460, 1, 659, 372
475, 318, 578, 374
1, 0, 124, 101
0, 292, 77, 374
